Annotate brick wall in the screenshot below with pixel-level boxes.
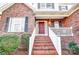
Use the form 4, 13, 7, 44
0, 3, 35, 34
63, 9, 79, 44
61, 9, 79, 54
61, 36, 74, 55
61, 36, 74, 48
57, 8, 79, 54
0, 15, 1, 20
63, 9, 79, 27
0, 15, 3, 31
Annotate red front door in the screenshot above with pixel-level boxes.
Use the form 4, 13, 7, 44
39, 22, 45, 34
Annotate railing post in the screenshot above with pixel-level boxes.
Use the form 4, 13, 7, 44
49, 27, 61, 55
29, 27, 36, 55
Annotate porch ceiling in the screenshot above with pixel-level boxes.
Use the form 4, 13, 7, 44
35, 11, 68, 15
35, 15, 65, 19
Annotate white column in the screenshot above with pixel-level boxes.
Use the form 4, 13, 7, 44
54, 21, 59, 28
36, 21, 39, 34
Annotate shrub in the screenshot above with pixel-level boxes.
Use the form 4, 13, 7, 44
68, 41, 77, 50
0, 34, 20, 55
68, 41, 79, 54
22, 33, 29, 50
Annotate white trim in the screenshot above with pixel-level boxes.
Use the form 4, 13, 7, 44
58, 34, 74, 36
70, 26, 74, 36
49, 27, 61, 55
36, 34, 48, 36
0, 3, 14, 13
54, 21, 59, 28
29, 27, 36, 55
8, 17, 25, 32
51, 26, 74, 36
35, 14, 69, 17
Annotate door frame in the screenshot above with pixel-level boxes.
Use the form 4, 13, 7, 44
39, 22, 45, 34
36, 20, 48, 36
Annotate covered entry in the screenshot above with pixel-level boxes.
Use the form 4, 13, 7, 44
39, 22, 45, 34
36, 19, 48, 36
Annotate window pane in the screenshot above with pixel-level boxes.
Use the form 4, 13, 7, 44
59, 6, 68, 11
38, 3, 54, 9
14, 24, 21, 32
38, 3, 40, 9
38, 3, 45, 9
46, 3, 54, 9
8, 17, 26, 32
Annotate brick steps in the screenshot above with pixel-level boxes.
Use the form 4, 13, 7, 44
35, 40, 51, 43
32, 50, 57, 55
33, 45, 55, 50
34, 42, 53, 46
32, 36, 58, 55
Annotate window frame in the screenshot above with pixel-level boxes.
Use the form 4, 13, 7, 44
38, 3, 54, 9
8, 17, 28, 32
59, 5, 68, 11
46, 3, 54, 9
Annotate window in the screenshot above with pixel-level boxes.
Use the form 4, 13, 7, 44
59, 5, 68, 11
8, 17, 28, 32
38, 3, 54, 9
46, 3, 54, 9
38, 3, 45, 9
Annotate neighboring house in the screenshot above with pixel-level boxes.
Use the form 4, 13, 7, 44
0, 3, 79, 55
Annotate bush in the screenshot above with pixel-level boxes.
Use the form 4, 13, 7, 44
22, 33, 29, 50
0, 34, 20, 55
68, 41, 77, 50
68, 41, 79, 54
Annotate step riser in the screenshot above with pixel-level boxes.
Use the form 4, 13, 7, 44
32, 50, 57, 55
35, 39, 50, 41
33, 46, 55, 50
33, 48, 55, 50
32, 36, 58, 55
35, 40, 51, 42
34, 43, 53, 46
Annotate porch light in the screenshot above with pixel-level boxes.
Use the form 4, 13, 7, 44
48, 20, 51, 26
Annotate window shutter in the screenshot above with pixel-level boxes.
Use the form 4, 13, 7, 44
38, 3, 40, 9
52, 3, 54, 9
59, 6, 61, 11
5, 17, 9, 32
65, 6, 68, 10
24, 17, 28, 32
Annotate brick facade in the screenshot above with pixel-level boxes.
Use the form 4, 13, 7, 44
62, 9, 79, 44
0, 15, 2, 31
60, 9, 79, 54
61, 36, 74, 54
0, 15, 1, 20
0, 3, 79, 55
0, 3, 35, 34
